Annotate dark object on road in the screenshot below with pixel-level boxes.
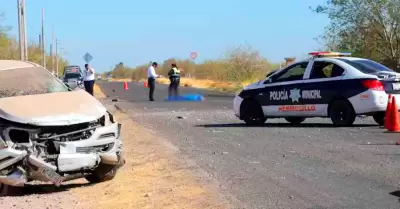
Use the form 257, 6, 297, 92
112, 99, 118, 102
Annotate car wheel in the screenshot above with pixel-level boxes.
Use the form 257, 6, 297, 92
373, 112, 385, 126
329, 100, 356, 126
240, 99, 266, 126
285, 117, 306, 125
85, 164, 117, 183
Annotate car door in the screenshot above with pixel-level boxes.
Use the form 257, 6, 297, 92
256, 61, 311, 116
302, 60, 347, 116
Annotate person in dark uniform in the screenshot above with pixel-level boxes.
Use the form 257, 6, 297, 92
147, 62, 161, 101
168, 63, 181, 98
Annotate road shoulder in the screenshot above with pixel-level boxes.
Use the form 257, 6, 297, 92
71, 85, 230, 208
73, 108, 229, 209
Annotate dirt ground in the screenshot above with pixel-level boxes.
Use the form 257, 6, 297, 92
0, 85, 229, 209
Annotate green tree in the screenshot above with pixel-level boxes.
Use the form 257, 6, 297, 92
313, 0, 400, 69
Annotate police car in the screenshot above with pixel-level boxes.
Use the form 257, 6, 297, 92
233, 52, 400, 126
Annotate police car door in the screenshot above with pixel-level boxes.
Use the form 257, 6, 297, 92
261, 61, 311, 116
302, 59, 347, 116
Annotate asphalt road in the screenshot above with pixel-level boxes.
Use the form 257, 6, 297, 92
99, 81, 400, 209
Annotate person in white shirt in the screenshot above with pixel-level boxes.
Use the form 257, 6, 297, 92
83, 63, 96, 96
147, 62, 161, 101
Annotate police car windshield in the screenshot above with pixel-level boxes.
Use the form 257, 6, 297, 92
339, 58, 394, 74
0, 67, 69, 98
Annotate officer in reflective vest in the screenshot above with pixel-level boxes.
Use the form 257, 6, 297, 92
168, 63, 181, 97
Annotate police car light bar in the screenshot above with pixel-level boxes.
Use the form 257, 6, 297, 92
309, 52, 351, 57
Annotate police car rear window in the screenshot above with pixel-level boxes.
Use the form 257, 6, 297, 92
338, 58, 394, 74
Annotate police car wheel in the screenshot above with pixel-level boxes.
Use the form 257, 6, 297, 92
329, 100, 356, 126
372, 112, 385, 126
285, 117, 306, 125
241, 99, 266, 126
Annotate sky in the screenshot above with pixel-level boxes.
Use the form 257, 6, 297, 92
2, 0, 330, 73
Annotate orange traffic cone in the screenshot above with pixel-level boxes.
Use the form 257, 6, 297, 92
388, 96, 400, 132
144, 81, 148, 88
384, 94, 393, 129
123, 81, 129, 91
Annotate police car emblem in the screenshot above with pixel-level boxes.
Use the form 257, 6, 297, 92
289, 88, 301, 102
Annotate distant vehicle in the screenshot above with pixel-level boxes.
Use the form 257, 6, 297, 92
233, 52, 399, 126
62, 66, 84, 89
0, 60, 125, 196
63, 65, 82, 76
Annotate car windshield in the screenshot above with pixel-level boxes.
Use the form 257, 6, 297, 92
266, 70, 278, 78
64, 73, 81, 79
64, 66, 81, 74
339, 58, 395, 74
0, 67, 69, 98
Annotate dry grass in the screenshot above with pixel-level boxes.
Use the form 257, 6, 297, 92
106, 77, 257, 92
108, 78, 131, 82
156, 77, 256, 92
104, 45, 280, 92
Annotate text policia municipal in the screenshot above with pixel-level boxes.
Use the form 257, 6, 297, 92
269, 88, 321, 102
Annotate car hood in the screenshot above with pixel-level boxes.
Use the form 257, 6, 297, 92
0, 89, 106, 126
243, 80, 263, 90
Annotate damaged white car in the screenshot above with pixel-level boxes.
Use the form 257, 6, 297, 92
0, 60, 125, 196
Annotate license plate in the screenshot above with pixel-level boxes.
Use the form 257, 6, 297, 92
393, 83, 400, 90
37, 166, 64, 186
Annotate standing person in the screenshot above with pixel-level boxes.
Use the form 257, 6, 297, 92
83, 63, 95, 96
147, 62, 161, 101
168, 63, 181, 98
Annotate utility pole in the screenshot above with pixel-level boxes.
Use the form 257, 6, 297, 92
39, 34, 41, 50
50, 43, 53, 74
51, 26, 55, 71
22, 0, 28, 60
41, 8, 46, 68
55, 39, 59, 77
17, 0, 24, 60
